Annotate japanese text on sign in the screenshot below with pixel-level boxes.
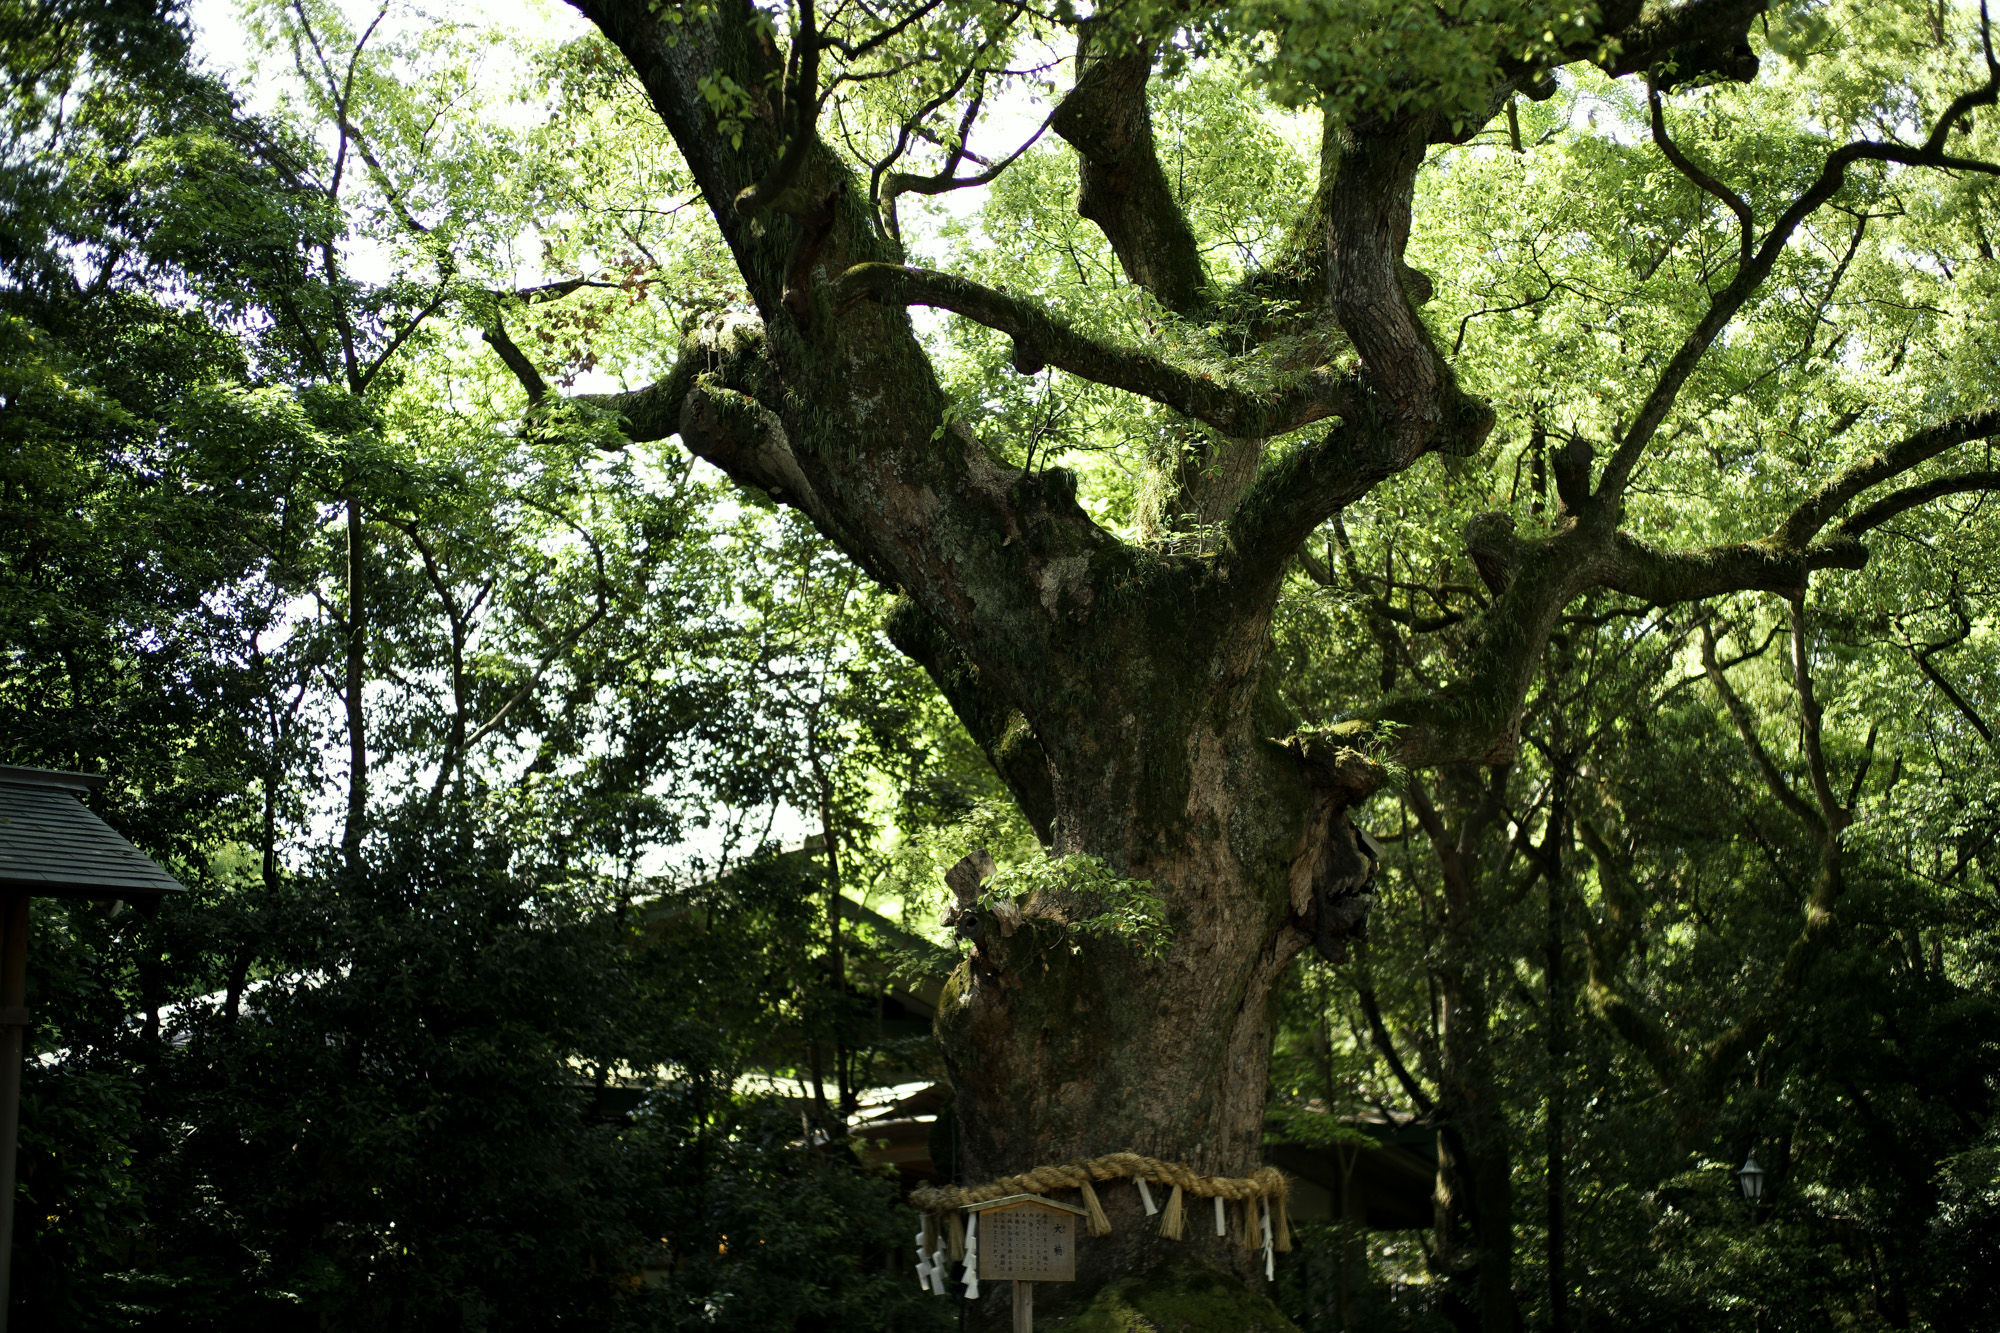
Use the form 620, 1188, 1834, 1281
976, 1205, 1076, 1283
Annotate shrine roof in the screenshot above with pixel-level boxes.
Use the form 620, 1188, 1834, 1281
0, 767, 186, 900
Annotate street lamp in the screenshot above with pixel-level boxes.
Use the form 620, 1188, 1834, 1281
1736, 1153, 1767, 1203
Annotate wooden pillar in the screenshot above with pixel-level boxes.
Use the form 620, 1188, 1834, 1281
0, 890, 30, 1333
1012, 1279, 1033, 1333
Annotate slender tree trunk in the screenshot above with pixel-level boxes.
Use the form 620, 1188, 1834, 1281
1544, 772, 1569, 1333
816, 766, 854, 1120
1433, 974, 1517, 1333
342, 496, 367, 873
1411, 771, 1521, 1333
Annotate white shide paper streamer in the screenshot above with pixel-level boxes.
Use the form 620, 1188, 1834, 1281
961, 1212, 980, 1300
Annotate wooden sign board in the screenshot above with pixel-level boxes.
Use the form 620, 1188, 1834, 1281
970, 1196, 1080, 1283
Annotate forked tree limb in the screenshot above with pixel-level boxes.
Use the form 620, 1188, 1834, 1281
1777, 408, 2000, 547
1838, 468, 2000, 537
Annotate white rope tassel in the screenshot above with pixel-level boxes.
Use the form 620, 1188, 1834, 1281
961, 1213, 981, 1299
1136, 1177, 1158, 1216
1214, 1195, 1227, 1235
1261, 1198, 1276, 1280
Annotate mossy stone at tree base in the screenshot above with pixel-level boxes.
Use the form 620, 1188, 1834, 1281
1051, 1261, 1301, 1333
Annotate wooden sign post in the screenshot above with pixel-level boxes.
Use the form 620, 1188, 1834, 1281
962, 1194, 1085, 1333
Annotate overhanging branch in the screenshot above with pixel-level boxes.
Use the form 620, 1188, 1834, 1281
1048, 38, 1210, 319
1595, 71, 2000, 507
1837, 468, 2000, 537
1777, 408, 2000, 547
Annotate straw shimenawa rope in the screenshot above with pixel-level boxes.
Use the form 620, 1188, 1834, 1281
909, 1152, 1292, 1251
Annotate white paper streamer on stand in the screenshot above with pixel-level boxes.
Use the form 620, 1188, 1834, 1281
1261, 1198, 1276, 1280
961, 1212, 981, 1299
1214, 1195, 1227, 1235
932, 1243, 949, 1295
1136, 1177, 1158, 1216
915, 1226, 936, 1292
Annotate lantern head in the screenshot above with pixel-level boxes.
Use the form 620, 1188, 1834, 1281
1736, 1154, 1767, 1202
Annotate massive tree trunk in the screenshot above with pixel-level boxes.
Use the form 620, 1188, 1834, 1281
935, 703, 1361, 1311
549, 21, 1385, 1306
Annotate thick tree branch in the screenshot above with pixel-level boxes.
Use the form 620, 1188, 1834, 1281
1777, 408, 2000, 547
482, 311, 549, 404
1049, 37, 1210, 319
830, 261, 1360, 435
1601, 0, 1764, 85
734, 0, 822, 216
574, 355, 703, 444
1286, 398, 1996, 796
1594, 532, 1820, 603
495, 277, 628, 304
1222, 118, 1495, 598
1837, 468, 2000, 537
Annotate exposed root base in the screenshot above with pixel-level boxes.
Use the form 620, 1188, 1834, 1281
1054, 1260, 1300, 1332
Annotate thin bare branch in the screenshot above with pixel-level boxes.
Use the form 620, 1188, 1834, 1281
1701, 621, 1823, 831
1648, 84, 1754, 265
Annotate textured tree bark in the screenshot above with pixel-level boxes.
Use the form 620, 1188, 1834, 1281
1050, 36, 1211, 319
935, 706, 1352, 1319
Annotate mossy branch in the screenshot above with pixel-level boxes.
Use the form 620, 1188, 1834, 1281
828, 262, 1360, 437
1778, 409, 2000, 549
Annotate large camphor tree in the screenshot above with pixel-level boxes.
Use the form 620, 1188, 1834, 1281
468, 0, 2000, 1319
